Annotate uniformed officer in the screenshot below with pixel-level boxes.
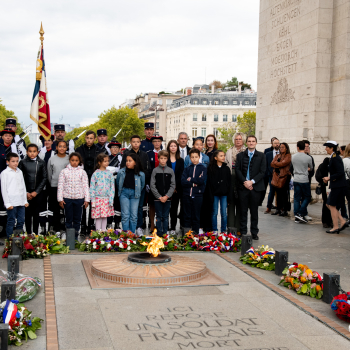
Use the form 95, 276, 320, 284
96, 128, 111, 155
5, 118, 26, 160
141, 122, 156, 153
41, 124, 75, 155
147, 135, 163, 232
322, 140, 348, 234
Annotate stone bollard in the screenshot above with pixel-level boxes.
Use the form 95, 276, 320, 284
241, 235, 252, 256
323, 273, 340, 304
13, 229, 23, 237
1, 281, 16, 303
227, 227, 237, 235
11, 238, 23, 261
275, 251, 288, 276
66, 228, 76, 250
7, 256, 20, 281
0, 323, 9, 350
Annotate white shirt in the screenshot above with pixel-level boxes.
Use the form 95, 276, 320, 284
273, 149, 280, 157
179, 146, 187, 159
1, 167, 28, 208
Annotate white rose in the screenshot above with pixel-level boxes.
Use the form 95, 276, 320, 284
107, 244, 111, 249
119, 243, 123, 248
127, 246, 131, 251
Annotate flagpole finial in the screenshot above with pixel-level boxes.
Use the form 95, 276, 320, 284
39, 22, 44, 46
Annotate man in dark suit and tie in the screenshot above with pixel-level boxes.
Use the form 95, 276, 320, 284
236, 135, 267, 240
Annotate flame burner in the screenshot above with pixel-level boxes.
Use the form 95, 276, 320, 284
128, 252, 171, 264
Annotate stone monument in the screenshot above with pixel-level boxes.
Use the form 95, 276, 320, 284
256, 0, 350, 162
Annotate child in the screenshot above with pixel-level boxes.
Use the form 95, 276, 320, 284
184, 137, 210, 168
116, 153, 145, 234
18, 144, 47, 235
181, 149, 207, 234
90, 153, 115, 231
106, 141, 123, 228
57, 152, 90, 240
47, 140, 69, 234
1, 153, 29, 237
207, 150, 231, 233
150, 150, 175, 236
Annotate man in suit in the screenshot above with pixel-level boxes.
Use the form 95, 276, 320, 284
236, 135, 266, 240
264, 138, 280, 213
322, 141, 347, 234
177, 132, 191, 160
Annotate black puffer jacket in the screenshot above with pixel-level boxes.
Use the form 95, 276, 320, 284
18, 156, 47, 194
207, 163, 232, 203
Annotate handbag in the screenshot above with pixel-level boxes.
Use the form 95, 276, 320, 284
315, 184, 322, 195
271, 170, 288, 189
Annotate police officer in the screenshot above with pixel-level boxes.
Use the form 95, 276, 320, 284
141, 122, 156, 153
96, 129, 111, 155
5, 118, 26, 160
41, 124, 75, 155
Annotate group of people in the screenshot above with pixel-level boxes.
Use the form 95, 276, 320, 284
0, 117, 348, 242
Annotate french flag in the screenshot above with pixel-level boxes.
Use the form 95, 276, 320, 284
246, 247, 255, 254
2, 300, 18, 324
30, 44, 51, 140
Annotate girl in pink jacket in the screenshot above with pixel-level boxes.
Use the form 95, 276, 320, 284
57, 152, 90, 238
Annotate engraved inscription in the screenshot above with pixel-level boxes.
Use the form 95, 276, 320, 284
270, 62, 297, 79
271, 49, 298, 66
270, 0, 302, 18
277, 38, 292, 52
272, 7, 300, 29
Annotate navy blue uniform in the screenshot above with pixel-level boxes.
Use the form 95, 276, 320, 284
141, 138, 154, 153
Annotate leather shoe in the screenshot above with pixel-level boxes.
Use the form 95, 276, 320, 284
279, 211, 288, 217
264, 208, 271, 214
252, 236, 259, 240
339, 223, 348, 231
326, 229, 340, 234
271, 210, 281, 216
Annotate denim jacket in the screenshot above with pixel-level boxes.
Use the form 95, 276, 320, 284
116, 167, 145, 198
184, 152, 210, 168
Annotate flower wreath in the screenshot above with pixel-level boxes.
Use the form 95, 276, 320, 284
331, 292, 350, 323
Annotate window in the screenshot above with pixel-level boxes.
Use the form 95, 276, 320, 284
245, 100, 249, 105
214, 100, 220, 105
201, 128, 207, 137
233, 100, 238, 105
193, 113, 197, 121
202, 100, 207, 105
214, 114, 218, 122
158, 99, 163, 105
223, 114, 228, 122
193, 100, 198, 105
223, 100, 228, 105
213, 128, 218, 137
202, 114, 207, 121
232, 114, 237, 122
192, 128, 198, 138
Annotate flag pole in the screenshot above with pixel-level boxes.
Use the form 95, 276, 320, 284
39, 22, 44, 46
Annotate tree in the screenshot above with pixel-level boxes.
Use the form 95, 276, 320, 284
224, 77, 238, 90
0, 99, 29, 144
240, 81, 252, 90
65, 106, 145, 148
236, 110, 256, 136
217, 123, 237, 152
209, 80, 223, 90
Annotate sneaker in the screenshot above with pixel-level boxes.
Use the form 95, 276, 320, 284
199, 228, 204, 234
304, 215, 312, 221
294, 213, 302, 221
299, 216, 308, 223
136, 227, 144, 237
61, 232, 67, 241
78, 234, 85, 243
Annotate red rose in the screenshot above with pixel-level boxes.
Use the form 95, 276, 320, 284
225, 242, 229, 246
211, 235, 215, 241
174, 246, 178, 250
164, 242, 168, 246
96, 245, 100, 249
2, 253, 8, 258
123, 243, 127, 249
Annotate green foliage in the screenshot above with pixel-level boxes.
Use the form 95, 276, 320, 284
224, 77, 252, 91
65, 106, 145, 147
158, 91, 170, 95
217, 123, 237, 152
236, 110, 256, 136
0, 99, 30, 144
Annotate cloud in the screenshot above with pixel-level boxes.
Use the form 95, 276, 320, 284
0, 0, 259, 129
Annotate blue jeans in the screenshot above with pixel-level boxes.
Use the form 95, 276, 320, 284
267, 177, 276, 209
120, 188, 140, 233
6, 206, 25, 238
294, 182, 311, 217
64, 198, 84, 237
154, 201, 171, 236
137, 188, 146, 229
212, 196, 228, 232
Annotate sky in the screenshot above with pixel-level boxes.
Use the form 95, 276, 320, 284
0, 0, 260, 129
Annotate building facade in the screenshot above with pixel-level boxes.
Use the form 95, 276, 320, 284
166, 91, 257, 142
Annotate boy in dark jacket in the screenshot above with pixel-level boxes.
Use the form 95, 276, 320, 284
181, 148, 207, 234
150, 150, 175, 236
18, 144, 48, 234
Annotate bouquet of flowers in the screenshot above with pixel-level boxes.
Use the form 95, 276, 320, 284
239, 245, 275, 271
2, 233, 69, 260
79, 229, 139, 252
161, 234, 182, 251
331, 292, 350, 322
279, 263, 323, 299
182, 231, 241, 252
0, 299, 43, 346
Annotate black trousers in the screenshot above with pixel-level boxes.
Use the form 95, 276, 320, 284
321, 185, 332, 225
276, 181, 290, 212
25, 192, 43, 234
169, 191, 180, 231
238, 188, 261, 237
260, 177, 269, 206
49, 187, 65, 232
182, 195, 203, 234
